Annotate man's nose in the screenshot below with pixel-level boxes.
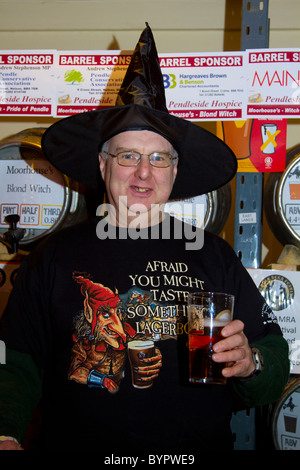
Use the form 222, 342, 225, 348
134, 155, 152, 179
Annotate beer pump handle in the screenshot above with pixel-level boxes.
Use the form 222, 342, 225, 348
0, 214, 26, 254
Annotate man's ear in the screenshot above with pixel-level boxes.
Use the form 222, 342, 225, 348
172, 161, 178, 184
98, 153, 106, 179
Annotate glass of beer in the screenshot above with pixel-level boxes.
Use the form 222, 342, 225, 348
127, 340, 155, 389
188, 292, 234, 385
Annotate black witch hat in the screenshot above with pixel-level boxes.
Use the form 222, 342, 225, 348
41, 23, 237, 199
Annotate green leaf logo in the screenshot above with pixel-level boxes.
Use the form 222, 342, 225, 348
64, 70, 84, 84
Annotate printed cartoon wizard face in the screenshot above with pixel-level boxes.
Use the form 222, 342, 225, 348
68, 274, 135, 392
74, 274, 127, 349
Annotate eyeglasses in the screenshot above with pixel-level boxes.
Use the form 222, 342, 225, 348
103, 150, 178, 168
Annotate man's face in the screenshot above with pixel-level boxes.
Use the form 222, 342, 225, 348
99, 130, 177, 226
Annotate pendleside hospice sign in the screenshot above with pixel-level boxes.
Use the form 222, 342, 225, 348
54, 50, 132, 117
0, 50, 55, 116
160, 52, 246, 120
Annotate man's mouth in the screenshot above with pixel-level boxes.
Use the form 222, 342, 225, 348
131, 186, 151, 193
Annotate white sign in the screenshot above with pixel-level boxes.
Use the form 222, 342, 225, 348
246, 48, 300, 118
0, 160, 65, 229
54, 50, 131, 117
248, 268, 300, 374
0, 50, 56, 116
161, 52, 246, 120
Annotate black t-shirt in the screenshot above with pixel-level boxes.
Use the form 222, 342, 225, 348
0, 215, 280, 451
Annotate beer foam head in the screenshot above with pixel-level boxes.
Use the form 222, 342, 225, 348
128, 340, 154, 350
215, 309, 231, 322
209, 319, 229, 327
202, 309, 232, 327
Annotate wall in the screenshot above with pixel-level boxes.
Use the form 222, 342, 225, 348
0, 0, 299, 264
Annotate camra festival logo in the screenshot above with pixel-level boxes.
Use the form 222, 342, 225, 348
258, 274, 295, 311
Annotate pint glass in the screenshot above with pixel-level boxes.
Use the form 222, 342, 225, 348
188, 292, 234, 385
128, 340, 155, 389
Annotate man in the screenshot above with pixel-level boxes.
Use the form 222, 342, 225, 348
0, 24, 289, 451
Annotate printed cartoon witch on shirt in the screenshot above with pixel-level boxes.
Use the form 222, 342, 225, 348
68, 273, 162, 392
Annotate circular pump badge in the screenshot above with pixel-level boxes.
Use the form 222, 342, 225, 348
258, 274, 295, 311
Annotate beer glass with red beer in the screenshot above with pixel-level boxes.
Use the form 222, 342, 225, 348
188, 292, 234, 384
